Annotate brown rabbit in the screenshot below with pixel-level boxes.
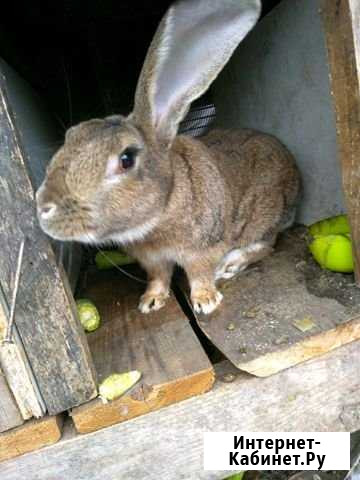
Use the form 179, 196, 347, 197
36, 0, 300, 315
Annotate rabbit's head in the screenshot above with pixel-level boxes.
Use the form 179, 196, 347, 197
36, 115, 175, 243
37, 0, 261, 244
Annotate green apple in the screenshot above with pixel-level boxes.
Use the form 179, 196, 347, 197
309, 214, 350, 237
309, 234, 353, 273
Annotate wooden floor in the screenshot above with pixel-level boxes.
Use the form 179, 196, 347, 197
1, 340, 360, 480
0, 415, 63, 463
2, 230, 360, 474
71, 268, 215, 433
185, 228, 360, 376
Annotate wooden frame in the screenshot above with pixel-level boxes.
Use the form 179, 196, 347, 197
321, 0, 360, 282
0, 64, 97, 416
1, 341, 360, 479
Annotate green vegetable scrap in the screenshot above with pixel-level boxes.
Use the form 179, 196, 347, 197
95, 250, 135, 270
308, 214, 350, 237
308, 215, 353, 273
308, 233, 353, 273
76, 299, 101, 332
224, 473, 245, 480
99, 371, 142, 401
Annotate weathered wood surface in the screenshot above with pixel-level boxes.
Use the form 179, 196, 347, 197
2, 341, 360, 479
289, 473, 343, 480
0, 368, 23, 433
0, 415, 63, 463
0, 68, 97, 414
71, 268, 214, 433
348, 431, 360, 479
321, 0, 360, 282
0, 59, 82, 293
183, 229, 360, 376
0, 293, 45, 419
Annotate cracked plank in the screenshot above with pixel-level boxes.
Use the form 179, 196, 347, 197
0, 292, 45, 420
71, 268, 214, 434
184, 229, 360, 376
0, 367, 23, 433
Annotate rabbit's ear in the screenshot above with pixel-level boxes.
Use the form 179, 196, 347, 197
132, 0, 261, 147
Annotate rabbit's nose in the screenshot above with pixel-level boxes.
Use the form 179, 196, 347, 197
38, 203, 57, 220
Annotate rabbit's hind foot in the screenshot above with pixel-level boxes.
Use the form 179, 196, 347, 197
215, 241, 273, 281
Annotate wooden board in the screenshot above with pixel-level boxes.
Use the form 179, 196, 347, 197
321, 0, 360, 282
350, 431, 360, 478
1, 340, 360, 479
0, 67, 97, 415
0, 368, 23, 433
179, 228, 360, 377
0, 415, 63, 463
0, 59, 82, 294
0, 297, 45, 420
71, 268, 215, 434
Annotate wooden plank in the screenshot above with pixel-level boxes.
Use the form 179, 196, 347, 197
0, 294, 45, 420
179, 228, 360, 377
321, 0, 360, 282
0, 59, 82, 294
0, 415, 63, 463
289, 473, 343, 480
1, 340, 360, 479
0, 368, 23, 433
71, 268, 215, 434
348, 431, 360, 479
0, 68, 97, 414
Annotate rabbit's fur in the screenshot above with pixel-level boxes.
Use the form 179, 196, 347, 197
37, 0, 300, 315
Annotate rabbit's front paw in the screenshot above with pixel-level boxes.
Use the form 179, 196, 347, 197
138, 291, 169, 314
191, 287, 223, 315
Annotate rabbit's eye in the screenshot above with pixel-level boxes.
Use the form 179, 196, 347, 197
119, 148, 137, 170
105, 147, 139, 181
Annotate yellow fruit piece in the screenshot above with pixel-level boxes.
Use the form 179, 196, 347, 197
309, 234, 353, 273
308, 214, 350, 237
99, 371, 142, 401
76, 299, 101, 332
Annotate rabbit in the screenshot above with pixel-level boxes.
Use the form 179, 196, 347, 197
36, 0, 300, 315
